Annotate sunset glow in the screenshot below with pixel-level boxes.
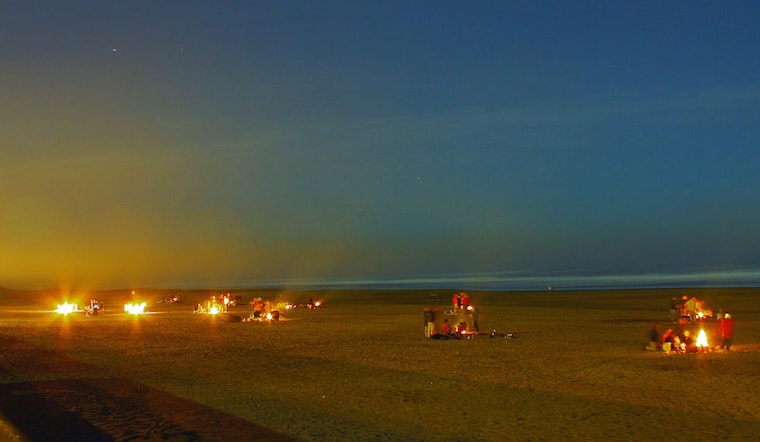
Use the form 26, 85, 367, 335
2, 3, 759, 291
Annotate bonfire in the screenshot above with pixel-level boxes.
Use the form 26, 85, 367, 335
124, 302, 147, 315
55, 302, 78, 315
696, 329, 710, 351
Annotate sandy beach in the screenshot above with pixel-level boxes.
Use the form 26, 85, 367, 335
0, 287, 759, 441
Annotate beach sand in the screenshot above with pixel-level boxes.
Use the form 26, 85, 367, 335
0, 287, 759, 441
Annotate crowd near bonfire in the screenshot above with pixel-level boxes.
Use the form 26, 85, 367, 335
646, 295, 736, 354
190, 294, 321, 321
52, 291, 323, 324
55, 299, 104, 316
423, 292, 511, 340
244, 297, 279, 321
48, 290, 740, 354
49, 291, 323, 322
193, 293, 240, 315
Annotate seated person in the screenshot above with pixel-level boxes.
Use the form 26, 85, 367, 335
679, 330, 698, 353
645, 324, 660, 351
661, 328, 676, 352
440, 319, 452, 335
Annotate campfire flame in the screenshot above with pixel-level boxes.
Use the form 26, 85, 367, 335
56, 302, 77, 315
124, 302, 147, 315
696, 329, 709, 348
208, 305, 220, 315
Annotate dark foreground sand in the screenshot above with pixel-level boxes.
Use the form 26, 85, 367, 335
0, 287, 759, 441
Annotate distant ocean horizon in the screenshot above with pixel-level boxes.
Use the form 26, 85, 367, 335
197, 269, 760, 292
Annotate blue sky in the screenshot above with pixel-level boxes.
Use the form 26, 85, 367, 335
2, 1, 759, 289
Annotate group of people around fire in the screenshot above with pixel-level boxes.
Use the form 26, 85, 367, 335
424, 292, 480, 339
194, 293, 236, 314
646, 295, 736, 353
670, 295, 714, 323
424, 292, 740, 350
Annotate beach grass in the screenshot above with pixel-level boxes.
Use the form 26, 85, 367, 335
1, 287, 759, 441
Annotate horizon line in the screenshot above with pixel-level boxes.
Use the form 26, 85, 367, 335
4, 268, 759, 292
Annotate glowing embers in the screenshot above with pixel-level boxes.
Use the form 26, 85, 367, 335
124, 302, 147, 315
55, 302, 78, 315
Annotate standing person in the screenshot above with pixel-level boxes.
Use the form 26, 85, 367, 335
676, 296, 687, 322
461, 292, 470, 310
423, 307, 436, 338
669, 297, 679, 323
720, 313, 735, 351
712, 308, 725, 346
452, 293, 461, 311
469, 305, 479, 332
685, 297, 698, 322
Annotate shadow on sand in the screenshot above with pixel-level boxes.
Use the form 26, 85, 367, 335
0, 335, 297, 442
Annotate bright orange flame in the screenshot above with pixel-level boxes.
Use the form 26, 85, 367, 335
208, 306, 220, 314
124, 302, 147, 314
696, 329, 709, 348
56, 302, 77, 315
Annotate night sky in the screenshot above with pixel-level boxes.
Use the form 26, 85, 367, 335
3, 1, 760, 290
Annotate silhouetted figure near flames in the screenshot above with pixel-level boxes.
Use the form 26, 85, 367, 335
720, 313, 735, 351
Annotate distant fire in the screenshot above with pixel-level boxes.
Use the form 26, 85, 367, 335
283, 299, 322, 310
56, 302, 77, 315
124, 302, 147, 315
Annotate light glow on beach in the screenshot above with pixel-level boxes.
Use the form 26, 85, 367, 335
124, 302, 147, 315
55, 302, 77, 315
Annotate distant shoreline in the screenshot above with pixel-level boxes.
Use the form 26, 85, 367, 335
2, 284, 759, 296
4, 269, 760, 293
